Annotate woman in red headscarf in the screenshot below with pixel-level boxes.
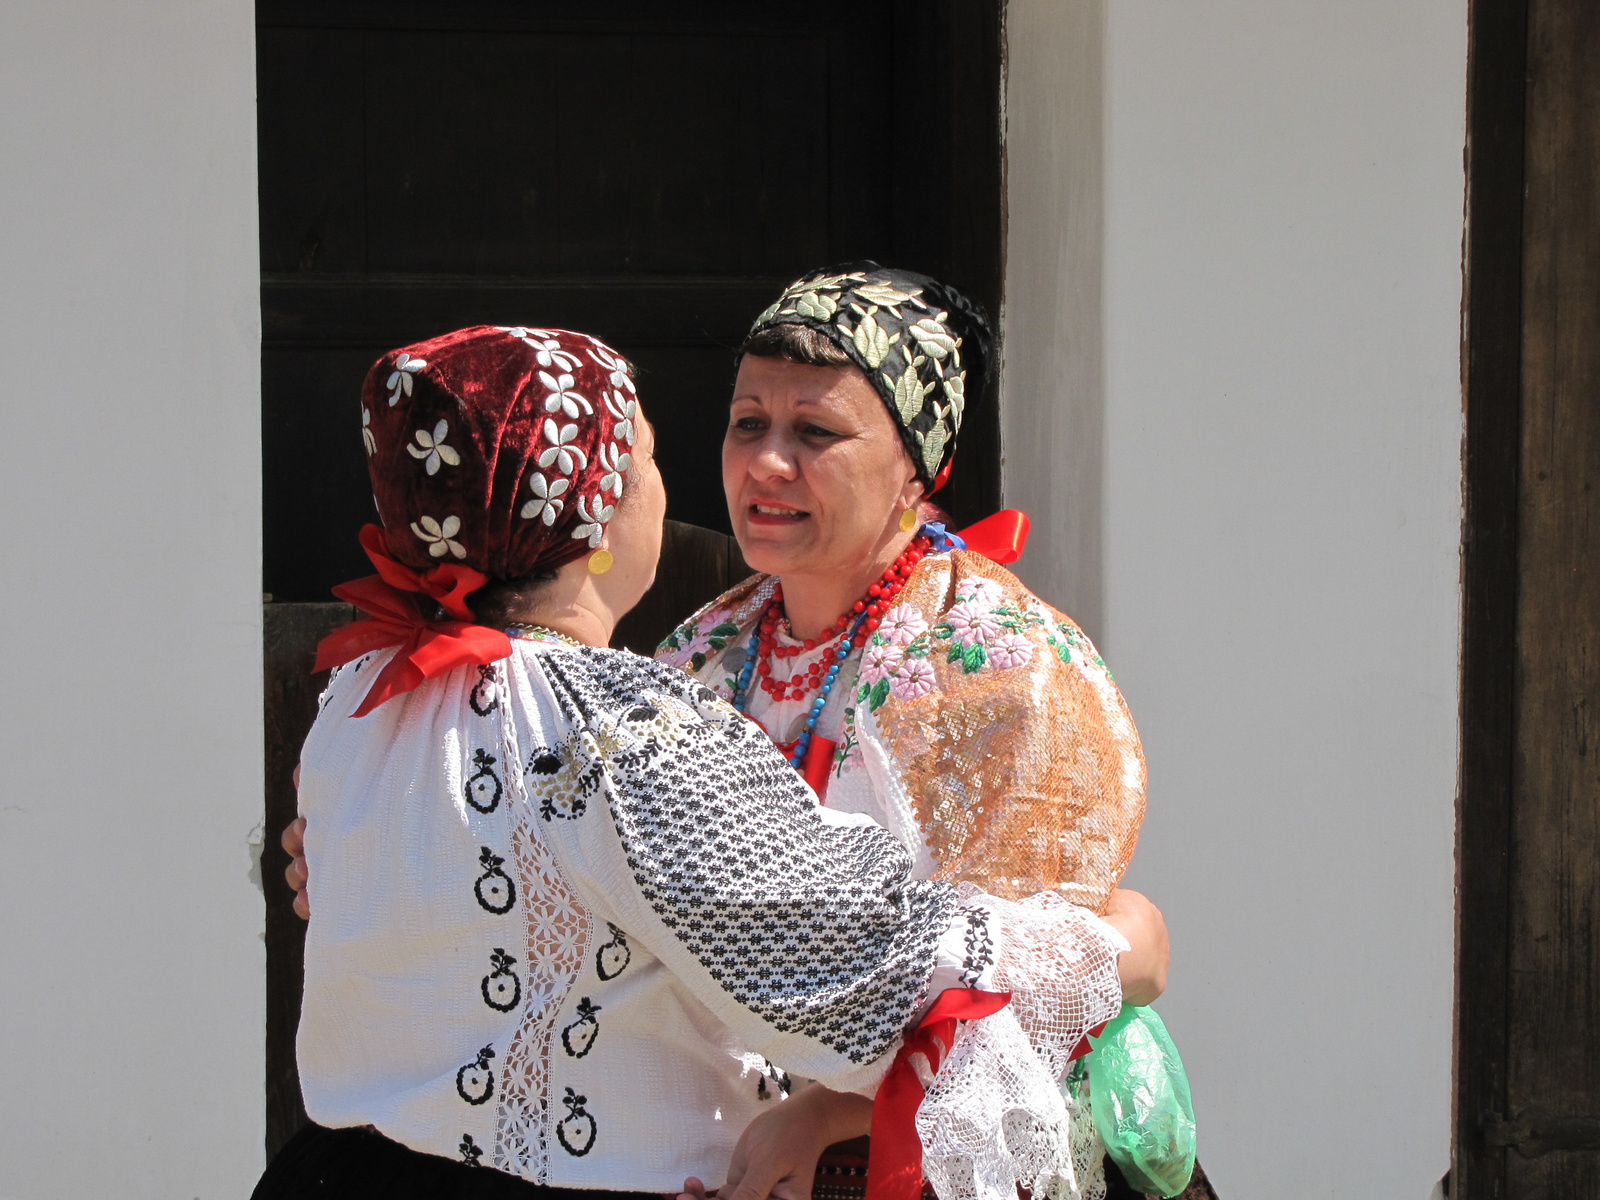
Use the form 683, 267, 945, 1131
256, 326, 1152, 1200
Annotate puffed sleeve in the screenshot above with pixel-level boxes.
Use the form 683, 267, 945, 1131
523, 648, 976, 1094
852, 551, 1147, 911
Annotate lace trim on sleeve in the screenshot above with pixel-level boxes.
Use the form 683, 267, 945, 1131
917, 886, 1124, 1200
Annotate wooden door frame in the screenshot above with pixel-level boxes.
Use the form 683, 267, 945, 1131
1456, 0, 1527, 1194
1458, 0, 1600, 1192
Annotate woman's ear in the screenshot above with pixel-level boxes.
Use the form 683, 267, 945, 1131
900, 475, 926, 511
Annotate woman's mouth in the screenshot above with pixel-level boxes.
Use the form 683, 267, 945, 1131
747, 502, 810, 525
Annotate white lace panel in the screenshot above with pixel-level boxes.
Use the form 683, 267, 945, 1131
917, 886, 1123, 1200
492, 686, 596, 1183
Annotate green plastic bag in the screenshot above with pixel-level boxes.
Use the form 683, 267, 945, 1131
1083, 1005, 1196, 1198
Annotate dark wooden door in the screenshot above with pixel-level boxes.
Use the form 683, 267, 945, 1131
257, 0, 1002, 1155
1458, 0, 1600, 1194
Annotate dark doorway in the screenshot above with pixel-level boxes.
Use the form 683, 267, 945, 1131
257, 0, 1003, 1155
1457, 0, 1600, 1194
259, 0, 1003, 605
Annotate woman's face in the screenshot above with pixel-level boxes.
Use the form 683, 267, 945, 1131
724, 355, 922, 580
597, 407, 666, 611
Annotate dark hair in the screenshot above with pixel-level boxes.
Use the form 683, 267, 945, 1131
737, 323, 854, 370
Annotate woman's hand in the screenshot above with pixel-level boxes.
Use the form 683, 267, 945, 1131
282, 817, 310, 919
283, 767, 310, 920
1103, 887, 1169, 1006
676, 1084, 871, 1200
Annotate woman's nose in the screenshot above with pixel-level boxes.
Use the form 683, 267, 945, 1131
748, 435, 798, 481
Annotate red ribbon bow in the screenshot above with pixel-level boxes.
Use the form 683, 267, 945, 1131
865, 987, 1012, 1200
955, 510, 1031, 565
314, 525, 514, 718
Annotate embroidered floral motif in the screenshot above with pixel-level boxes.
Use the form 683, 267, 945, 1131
455, 1045, 496, 1105
469, 664, 500, 716
604, 387, 637, 446
527, 740, 595, 822
465, 748, 503, 814
474, 846, 516, 914
594, 922, 631, 981
500, 328, 582, 372
889, 657, 937, 700
556, 1088, 596, 1157
459, 1133, 484, 1166
560, 997, 601, 1058
538, 420, 587, 475
570, 495, 614, 548
521, 472, 570, 525
880, 603, 929, 646
481, 947, 522, 1012
1041, 616, 1111, 677
856, 580, 1048, 712
539, 371, 593, 419
386, 351, 427, 405
657, 609, 742, 673
410, 513, 466, 559
362, 406, 376, 456
596, 443, 630, 499
406, 418, 461, 475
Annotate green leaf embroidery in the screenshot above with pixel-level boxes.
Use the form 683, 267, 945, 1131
869, 678, 890, 711
962, 642, 987, 673
690, 652, 707, 671
947, 642, 965, 665
849, 309, 893, 367
709, 622, 740, 639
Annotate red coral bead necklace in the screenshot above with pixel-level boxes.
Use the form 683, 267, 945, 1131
733, 534, 930, 769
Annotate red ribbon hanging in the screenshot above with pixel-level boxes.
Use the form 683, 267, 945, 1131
314, 525, 514, 718
865, 987, 1012, 1200
955, 510, 1031, 564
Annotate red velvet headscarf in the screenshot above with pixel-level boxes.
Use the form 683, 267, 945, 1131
363, 325, 637, 579
318, 326, 638, 715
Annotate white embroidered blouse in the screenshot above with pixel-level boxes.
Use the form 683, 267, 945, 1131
296, 636, 993, 1191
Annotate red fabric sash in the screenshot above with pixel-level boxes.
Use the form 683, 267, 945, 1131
314, 525, 513, 718
866, 987, 1012, 1200
955, 510, 1031, 565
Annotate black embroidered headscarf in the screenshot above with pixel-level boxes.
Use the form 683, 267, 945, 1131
746, 262, 993, 487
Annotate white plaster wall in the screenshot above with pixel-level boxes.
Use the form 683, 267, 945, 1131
1005, 3, 1465, 1196
0, 3, 264, 1197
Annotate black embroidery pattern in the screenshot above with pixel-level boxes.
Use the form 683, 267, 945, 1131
594, 923, 631, 981
473, 847, 516, 915
469, 664, 501, 716
560, 998, 601, 1058
456, 1045, 495, 1105
527, 742, 594, 822
755, 1060, 792, 1101
481, 948, 522, 1012
465, 749, 503, 814
556, 1087, 596, 1157
459, 1134, 484, 1166
537, 651, 959, 1065
958, 909, 994, 988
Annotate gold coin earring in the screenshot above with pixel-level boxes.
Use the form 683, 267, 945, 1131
898, 507, 919, 533
588, 548, 615, 575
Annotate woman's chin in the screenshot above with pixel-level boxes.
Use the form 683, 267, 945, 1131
735, 530, 811, 579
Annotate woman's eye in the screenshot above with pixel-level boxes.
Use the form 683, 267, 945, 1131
800, 424, 839, 439
732, 416, 765, 433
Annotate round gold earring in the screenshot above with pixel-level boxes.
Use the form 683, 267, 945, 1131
587, 548, 614, 575
898, 507, 919, 533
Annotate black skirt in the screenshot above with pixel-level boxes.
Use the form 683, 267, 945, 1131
252, 1124, 663, 1200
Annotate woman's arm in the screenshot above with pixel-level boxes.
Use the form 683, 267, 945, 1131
1104, 886, 1170, 1006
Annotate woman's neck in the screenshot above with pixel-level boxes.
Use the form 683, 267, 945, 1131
507, 595, 614, 649
778, 530, 916, 640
